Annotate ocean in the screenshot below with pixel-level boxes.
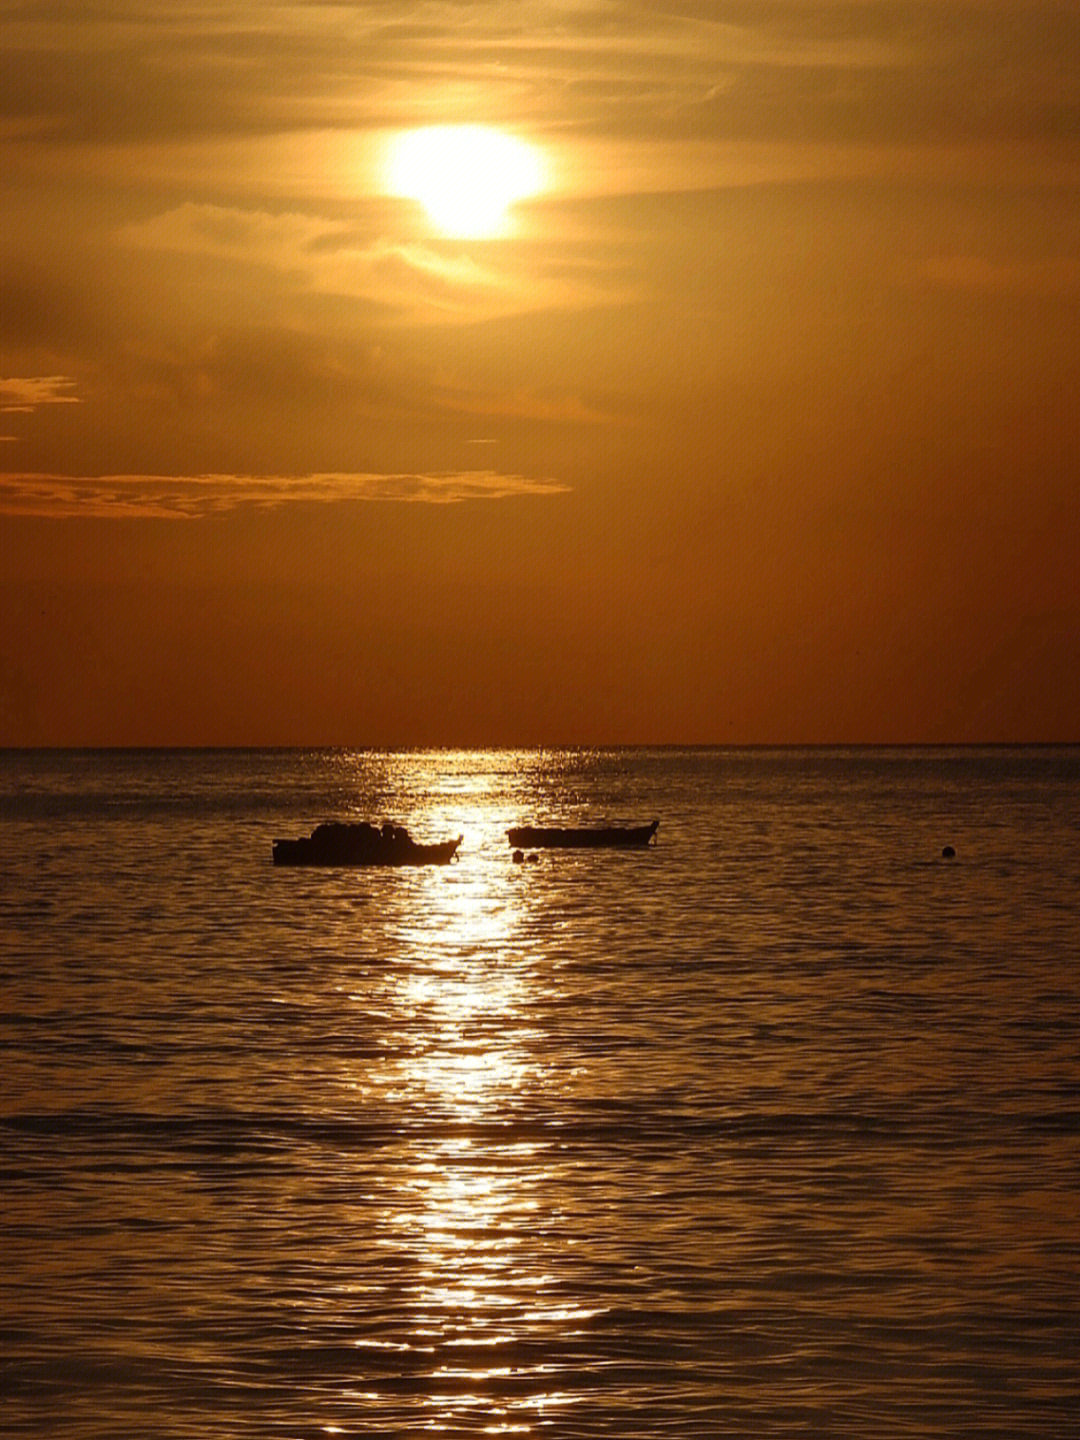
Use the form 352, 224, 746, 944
2, 746, 1078, 1438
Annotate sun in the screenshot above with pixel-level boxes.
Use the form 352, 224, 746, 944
386, 126, 545, 239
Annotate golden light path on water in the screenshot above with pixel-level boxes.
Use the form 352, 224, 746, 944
324, 753, 602, 1431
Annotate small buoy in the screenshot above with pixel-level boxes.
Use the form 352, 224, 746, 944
941, 845, 956, 859
512, 849, 525, 864
526, 852, 540, 864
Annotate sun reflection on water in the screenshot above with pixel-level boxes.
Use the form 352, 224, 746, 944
327, 771, 579, 1428
382, 1128, 595, 1434
312, 756, 611, 1430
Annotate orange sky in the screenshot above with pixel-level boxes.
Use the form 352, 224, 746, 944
2, 2, 1079, 745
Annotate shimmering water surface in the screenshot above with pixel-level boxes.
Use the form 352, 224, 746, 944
2, 747, 1078, 1438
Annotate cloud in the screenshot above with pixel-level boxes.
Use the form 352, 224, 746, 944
0, 376, 80, 413
119, 202, 632, 320
0, 469, 570, 520
8, 1, 1076, 154
7, 4, 1078, 228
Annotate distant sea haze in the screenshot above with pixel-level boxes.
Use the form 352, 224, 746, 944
3, 746, 1078, 1438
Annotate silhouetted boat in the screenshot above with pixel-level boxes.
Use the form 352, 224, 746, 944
272, 821, 462, 867
506, 820, 658, 849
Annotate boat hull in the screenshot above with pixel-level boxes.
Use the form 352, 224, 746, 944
506, 821, 658, 849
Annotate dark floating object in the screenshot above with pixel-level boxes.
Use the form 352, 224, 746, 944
941, 844, 956, 859
506, 820, 659, 849
273, 821, 462, 867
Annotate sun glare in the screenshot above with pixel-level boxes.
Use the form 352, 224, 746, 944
386, 126, 545, 238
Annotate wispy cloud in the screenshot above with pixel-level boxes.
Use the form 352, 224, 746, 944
119, 201, 632, 319
6, 2, 1077, 235
0, 376, 80, 413
9, 1, 1076, 152
0, 469, 570, 520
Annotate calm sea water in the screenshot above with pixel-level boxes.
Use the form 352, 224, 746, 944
2, 747, 1078, 1438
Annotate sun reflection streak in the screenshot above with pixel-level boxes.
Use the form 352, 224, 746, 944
326, 757, 604, 1431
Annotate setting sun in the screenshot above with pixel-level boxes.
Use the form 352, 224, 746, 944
386, 126, 545, 238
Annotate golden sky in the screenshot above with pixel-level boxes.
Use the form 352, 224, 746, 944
2, 1, 1078, 744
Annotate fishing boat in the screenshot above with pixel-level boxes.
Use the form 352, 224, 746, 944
272, 821, 462, 867
505, 820, 658, 849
